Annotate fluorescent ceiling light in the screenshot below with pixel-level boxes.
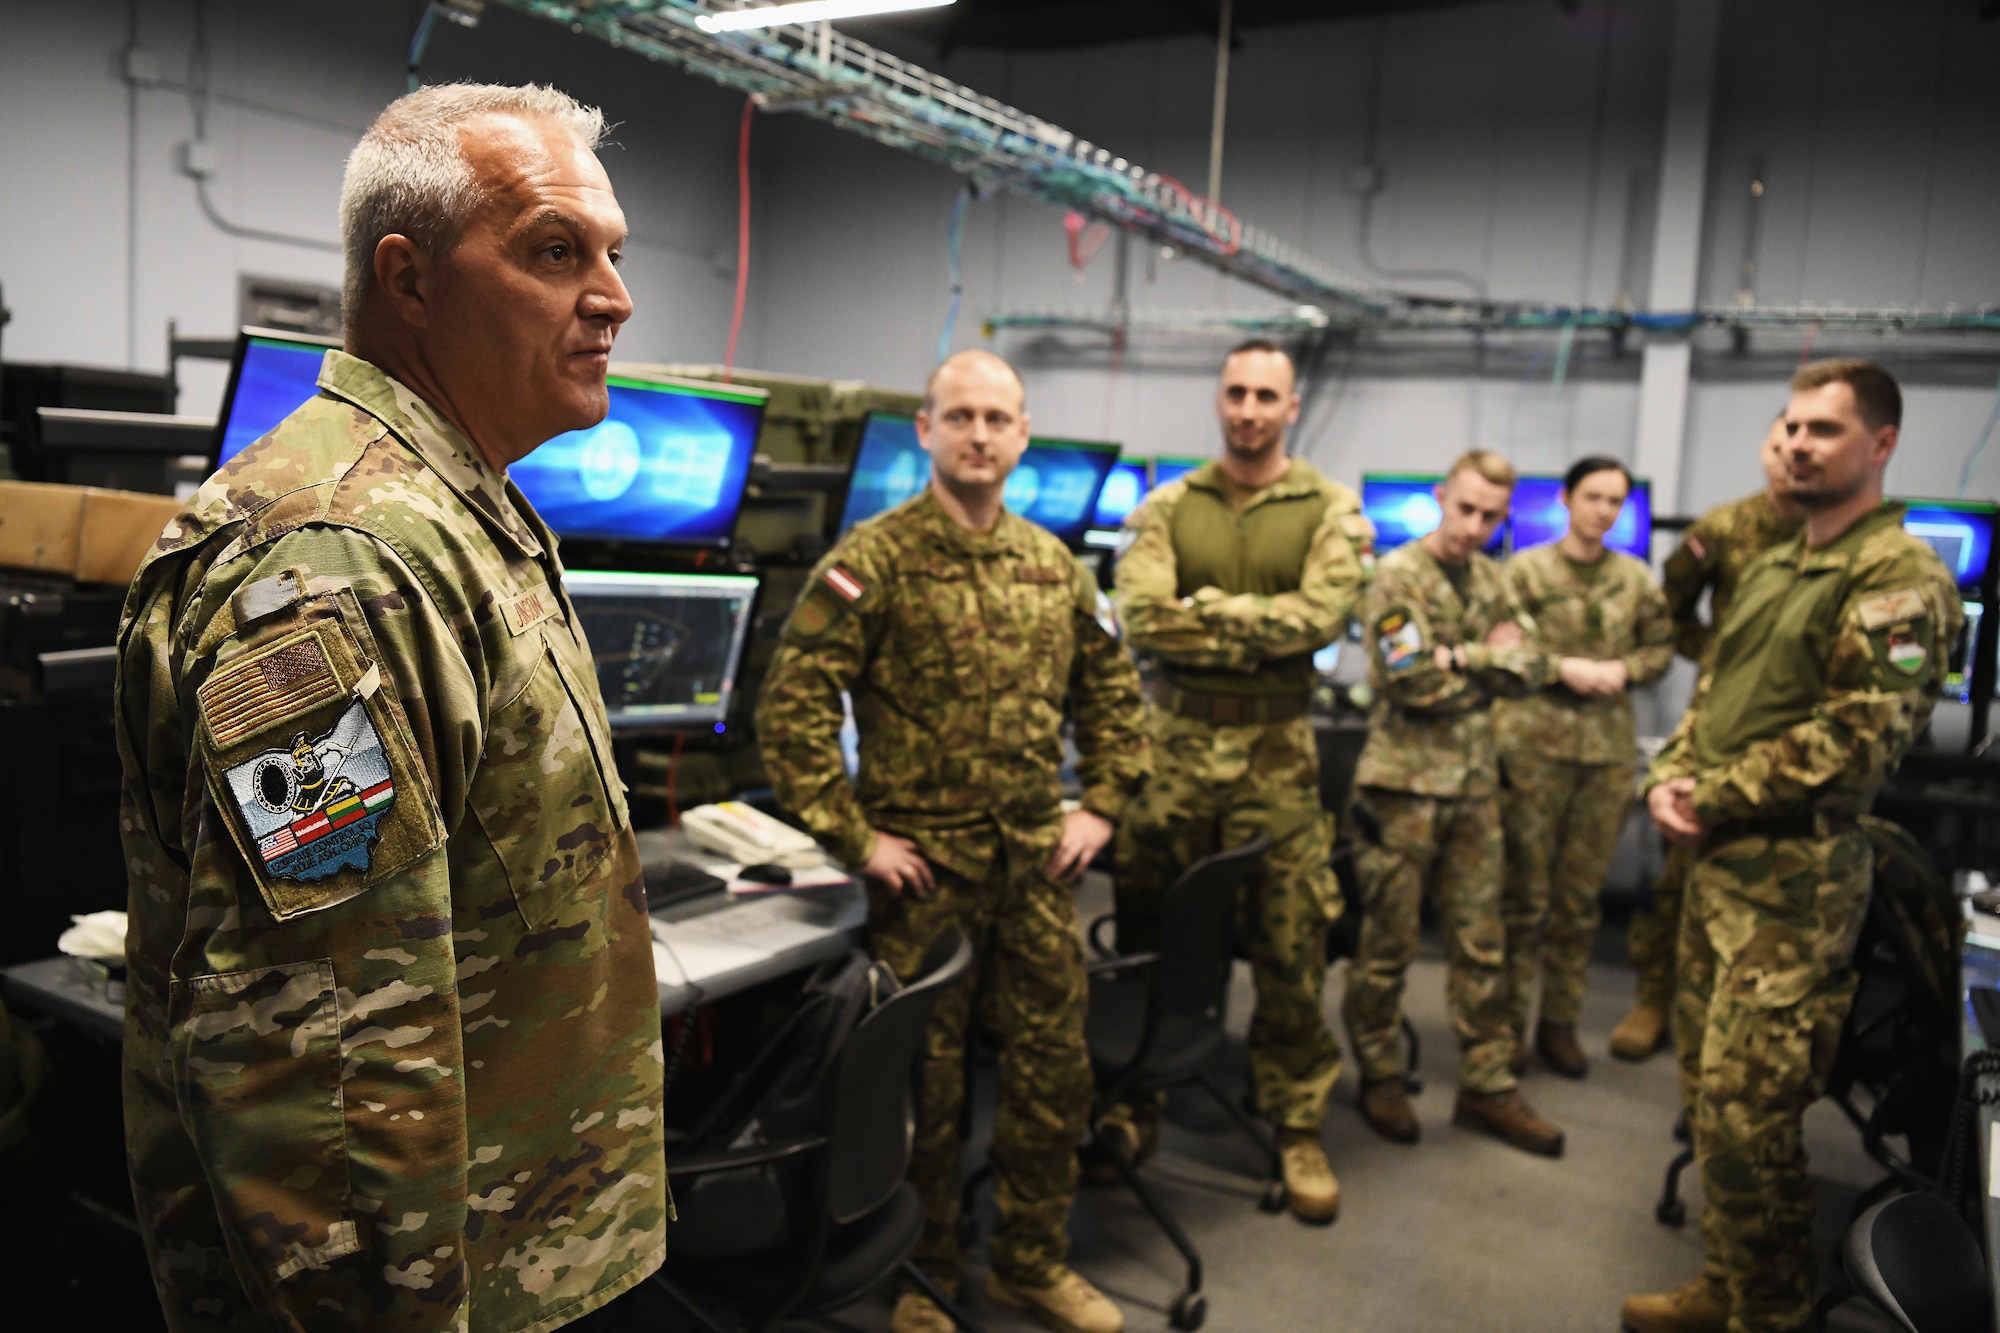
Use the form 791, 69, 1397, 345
696, 0, 954, 35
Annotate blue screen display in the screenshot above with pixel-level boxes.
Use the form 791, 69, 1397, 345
1091, 458, 1150, 529
1510, 475, 1652, 560
1153, 456, 1202, 488
1901, 500, 1996, 592
838, 414, 929, 532
838, 414, 1120, 547
216, 334, 337, 465
1362, 473, 1510, 554
509, 376, 763, 548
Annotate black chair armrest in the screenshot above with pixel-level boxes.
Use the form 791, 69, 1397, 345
665, 1133, 828, 1177
1086, 911, 1118, 959
1084, 951, 1160, 976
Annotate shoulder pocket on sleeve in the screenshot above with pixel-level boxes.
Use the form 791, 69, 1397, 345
195, 601, 443, 922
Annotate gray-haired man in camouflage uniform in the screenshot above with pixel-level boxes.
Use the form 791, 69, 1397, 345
1624, 360, 1961, 1333
116, 85, 668, 1331
758, 350, 1148, 1333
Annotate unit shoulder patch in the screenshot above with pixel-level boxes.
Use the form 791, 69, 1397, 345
1376, 610, 1424, 673
789, 563, 868, 641
1883, 628, 1926, 675
222, 699, 397, 882
1855, 587, 1929, 631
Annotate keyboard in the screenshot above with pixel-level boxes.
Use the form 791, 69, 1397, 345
644, 857, 727, 912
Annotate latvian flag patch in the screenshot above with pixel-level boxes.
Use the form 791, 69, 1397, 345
824, 565, 866, 602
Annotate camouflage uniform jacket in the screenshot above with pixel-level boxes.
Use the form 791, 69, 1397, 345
1648, 503, 1961, 825
1114, 458, 1373, 697
1495, 543, 1674, 765
756, 488, 1148, 878
1662, 489, 1802, 666
115, 352, 667, 1332
1352, 541, 1554, 800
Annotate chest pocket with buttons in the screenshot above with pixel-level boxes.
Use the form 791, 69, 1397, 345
472, 607, 631, 932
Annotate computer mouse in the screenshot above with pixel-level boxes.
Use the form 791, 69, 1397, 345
740, 863, 793, 886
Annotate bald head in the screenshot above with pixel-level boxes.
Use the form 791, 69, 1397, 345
923, 349, 1026, 416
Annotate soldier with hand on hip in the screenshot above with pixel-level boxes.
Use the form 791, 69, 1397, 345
757, 349, 1148, 1333
117, 84, 668, 1332
1622, 360, 1961, 1333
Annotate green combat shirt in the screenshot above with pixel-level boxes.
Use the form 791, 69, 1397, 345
1114, 458, 1374, 698
115, 353, 668, 1333
1496, 544, 1675, 765
756, 488, 1149, 877
1352, 541, 1554, 800
1649, 502, 1962, 825
1662, 489, 1802, 667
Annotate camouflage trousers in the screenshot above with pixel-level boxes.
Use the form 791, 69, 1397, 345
1675, 826, 1868, 1333
866, 844, 1091, 1291
1630, 840, 1696, 1010
1498, 750, 1635, 1030
1344, 788, 1516, 1095
1113, 710, 1341, 1132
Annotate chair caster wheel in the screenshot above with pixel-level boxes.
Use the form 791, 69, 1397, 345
955, 1215, 979, 1248
1258, 1181, 1287, 1213
1655, 1199, 1686, 1228
1170, 1290, 1207, 1330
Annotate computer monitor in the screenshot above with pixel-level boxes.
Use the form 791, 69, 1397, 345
563, 569, 760, 732
510, 374, 764, 549
1153, 455, 1203, 488
1942, 599, 1985, 704
837, 413, 1121, 547
212, 328, 340, 467
1012, 436, 1121, 547
1900, 499, 1996, 594
1510, 475, 1653, 560
1092, 457, 1151, 530
837, 412, 928, 532
1361, 473, 1508, 554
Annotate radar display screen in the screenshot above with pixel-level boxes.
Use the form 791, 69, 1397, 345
563, 570, 760, 731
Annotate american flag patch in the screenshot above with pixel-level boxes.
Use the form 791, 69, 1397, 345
823, 565, 866, 602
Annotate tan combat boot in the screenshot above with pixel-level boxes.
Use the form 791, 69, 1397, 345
985, 1267, 1124, 1333
1359, 1078, 1420, 1144
1452, 1087, 1566, 1157
892, 1290, 956, 1333
1535, 1020, 1589, 1079
1618, 1275, 1728, 1333
1610, 1002, 1671, 1061
1277, 1129, 1341, 1224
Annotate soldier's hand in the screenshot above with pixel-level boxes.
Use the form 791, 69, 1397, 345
863, 832, 936, 898
1047, 809, 1115, 881
1600, 658, 1631, 692
1484, 621, 1524, 648
1646, 778, 1707, 847
1558, 657, 1619, 697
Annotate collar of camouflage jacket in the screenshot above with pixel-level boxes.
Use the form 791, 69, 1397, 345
1182, 455, 1328, 510
1788, 500, 1910, 574
904, 484, 1039, 558
315, 351, 547, 559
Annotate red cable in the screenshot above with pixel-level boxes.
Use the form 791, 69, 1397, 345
723, 96, 754, 383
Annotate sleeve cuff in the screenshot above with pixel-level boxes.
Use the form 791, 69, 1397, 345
1079, 784, 1129, 827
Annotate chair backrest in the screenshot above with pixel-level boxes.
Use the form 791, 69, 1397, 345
1151, 836, 1270, 1024
823, 926, 974, 1225
1843, 1191, 1990, 1333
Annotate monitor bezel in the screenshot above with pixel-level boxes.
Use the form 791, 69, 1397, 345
208, 325, 342, 470
563, 567, 765, 734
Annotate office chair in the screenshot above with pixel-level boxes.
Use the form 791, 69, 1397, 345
650, 927, 979, 1333
1652, 817, 1963, 1229
1839, 1191, 1990, 1333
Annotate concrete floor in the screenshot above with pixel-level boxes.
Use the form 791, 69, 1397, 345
643, 871, 1908, 1333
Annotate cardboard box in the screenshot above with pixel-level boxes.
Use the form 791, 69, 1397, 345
0, 480, 183, 587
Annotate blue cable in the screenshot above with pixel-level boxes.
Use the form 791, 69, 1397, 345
936, 184, 971, 364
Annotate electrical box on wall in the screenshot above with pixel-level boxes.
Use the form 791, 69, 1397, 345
238, 275, 341, 339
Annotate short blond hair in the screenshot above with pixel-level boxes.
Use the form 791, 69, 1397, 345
1445, 449, 1517, 489
340, 83, 606, 327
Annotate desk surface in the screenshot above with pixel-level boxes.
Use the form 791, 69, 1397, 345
4, 827, 869, 1035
